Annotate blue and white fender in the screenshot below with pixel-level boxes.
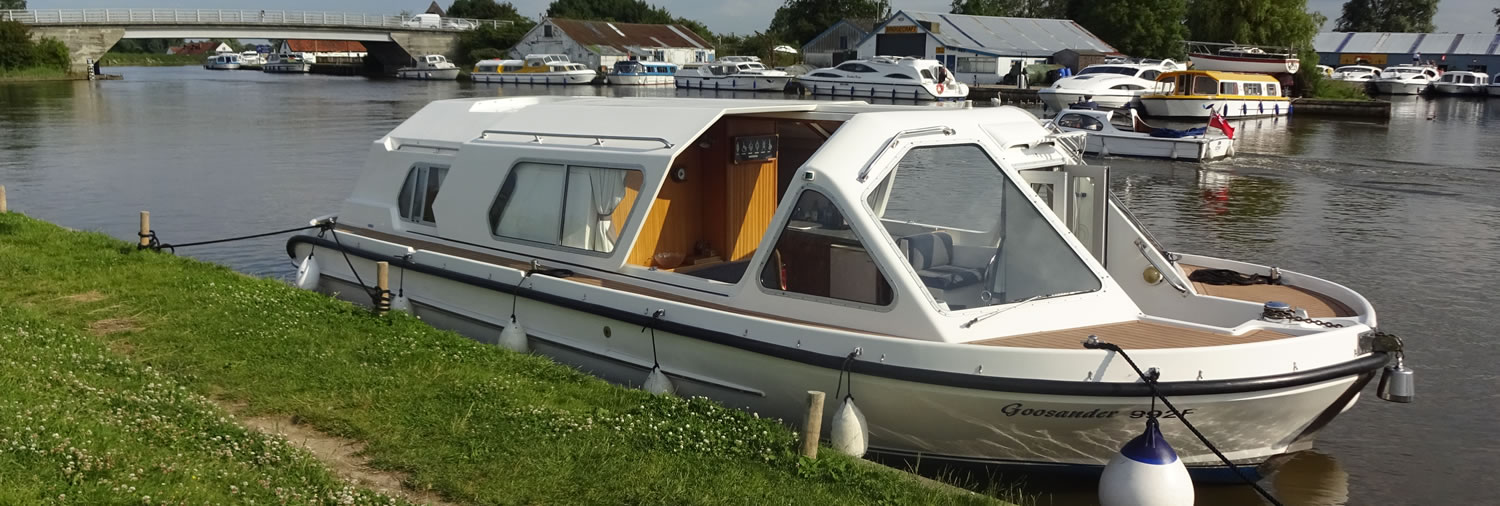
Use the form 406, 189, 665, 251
1098, 417, 1194, 506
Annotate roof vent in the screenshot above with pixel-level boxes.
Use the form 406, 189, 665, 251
606, 22, 625, 37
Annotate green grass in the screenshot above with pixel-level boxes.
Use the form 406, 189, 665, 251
0, 212, 1008, 505
0, 66, 74, 81
98, 52, 204, 67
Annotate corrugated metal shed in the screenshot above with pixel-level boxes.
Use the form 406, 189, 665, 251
1317, 32, 1500, 56
893, 11, 1115, 57
550, 18, 711, 52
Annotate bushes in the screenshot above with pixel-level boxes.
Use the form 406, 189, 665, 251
1306, 74, 1370, 100
0, 20, 72, 73
455, 23, 530, 66
468, 47, 505, 64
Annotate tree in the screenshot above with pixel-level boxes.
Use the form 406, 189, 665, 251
1065, 0, 1187, 59
1185, 0, 1325, 91
768, 0, 891, 46
950, 0, 1065, 17
1494, 7, 1500, 31
0, 1, 27, 10
448, 0, 526, 22
456, 23, 531, 64
1333, 0, 1437, 32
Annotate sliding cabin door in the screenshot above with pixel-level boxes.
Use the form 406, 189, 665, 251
1020, 164, 1108, 262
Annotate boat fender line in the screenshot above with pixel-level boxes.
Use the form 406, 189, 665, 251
143, 222, 330, 254
390, 254, 412, 313
1082, 335, 1283, 506
830, 349, 868, 457
1098, 414, 1193, 506
325, 224, 385, 308
640, 309, 674, 395
500, 263, 551, 354
295, 248, 320, 291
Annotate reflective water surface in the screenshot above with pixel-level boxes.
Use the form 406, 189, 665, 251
2, 68, 1495, 504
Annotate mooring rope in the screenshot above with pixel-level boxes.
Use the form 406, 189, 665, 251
1084, 338, 1284, 506
833, 350, 859, 401
324, 225, 383, 307
640, 309, 666, 367
140, 223, 330, 254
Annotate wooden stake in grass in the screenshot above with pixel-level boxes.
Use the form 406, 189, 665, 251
801, 390, 826, 459
138, 211, 150, 248
0, 185, 7, 213
375, 261, 391, 314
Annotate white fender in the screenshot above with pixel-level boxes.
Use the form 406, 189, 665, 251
499, 315, 529, 353
390, 291, 411, 313
829, 396, 868, 457
643, 365, 675, 395
1099, 418, 1194, 506
294, 252, 320, 291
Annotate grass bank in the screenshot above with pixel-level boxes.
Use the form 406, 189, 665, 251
0, 212, 1008, 505
99, 52, 203, 67
0, 67, 75, 82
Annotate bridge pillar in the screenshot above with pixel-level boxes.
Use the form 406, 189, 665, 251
29, 27, 125, 74
366, 32, 460, 73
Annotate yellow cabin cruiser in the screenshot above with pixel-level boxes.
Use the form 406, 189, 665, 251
1139, 70, 1290, 119
471, 54, 597, 85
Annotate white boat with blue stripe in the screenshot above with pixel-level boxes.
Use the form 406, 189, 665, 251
674, 56, 792, 92
609, 59, 678, 85
796, 56, 968, 101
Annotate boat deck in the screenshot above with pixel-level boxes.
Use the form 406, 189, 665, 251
1179, 265, 1355, 318
971, 321, 1292, 350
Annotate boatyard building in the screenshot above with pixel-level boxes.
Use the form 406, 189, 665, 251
1314, 32, 1500, 74
855, 11, 1116, 85
167, 41, 233, 56
278, 40, 368, 64
801, 18, 879, 67
508, 18, 715, 70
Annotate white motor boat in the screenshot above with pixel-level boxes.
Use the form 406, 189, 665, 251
471, 54, 596, 85
288, 96, 1413, 478
675, 56, 792, 91
1187, 42, 1300, 74
1039, 60, 1180, 110
263, 52, 311, 73
796, 56, 968, 101
1045, 108, 1234, 161
1371, 65, 1440, 95
239, 51, 263, 66
608, 59, 678, 85
1430, 71, 1488, 95
1488, 74, 1500, 96
203, 53, 242, 70
1330, 65, 1380, 82
397, 55, 460, 80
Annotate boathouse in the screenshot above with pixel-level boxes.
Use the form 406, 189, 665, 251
854, 11, 1116, 85
1314, 32, 1500, 74
801, 18, 878, 67
507, 18, 714, 69
278, 40, 368, 64
167, 41, 233, 56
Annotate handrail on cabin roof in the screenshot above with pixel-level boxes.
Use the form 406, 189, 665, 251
480, 129, 675, 149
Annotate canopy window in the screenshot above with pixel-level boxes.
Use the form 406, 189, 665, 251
1192, 75, 1218, 95
488, 162, 643, 254
397, 164, 449, 225
759, 190, 893, 306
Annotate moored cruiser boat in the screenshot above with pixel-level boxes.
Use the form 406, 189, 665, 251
263, 52, 311, 73
1430, 71, 1488, 95
396, 55, 461, 80
674, 56, 792, 91
240, 51, 264, 66
796, 56, 968, 101
1046, 108, 1234, 161
471, 54, 596, 85
203, 53, 242, 70
1330, 65, 1380, 82
1140, 70, 1291, 118
1039, 60, 1180, 110
288, 96, 1412, 478
1186, 41, 1300, 74
1371, 65, 1439, 95
1489, 74, 1500, 96
608, 59, 677, 85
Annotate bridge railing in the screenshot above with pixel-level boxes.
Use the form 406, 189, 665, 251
0, 9, 512, 30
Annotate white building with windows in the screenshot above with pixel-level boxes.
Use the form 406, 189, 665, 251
508, 18, 715, 70
855, 11, 1117, 85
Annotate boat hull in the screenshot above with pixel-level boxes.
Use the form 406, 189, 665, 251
675, 76, 792, 92
472, 72, 596, 85
1431, 83, 1484, 95
397, 68, 461, 80
1081, 133, 1234, 161
1140, 97, 1290, 118
203, 63, 241, 70
1489, 85, 1500, 96
609, 74, 674, 85
1188, 54, 1298, 74
1039, 89, 1138, 110
287, 233, 1386, 476
796, 78, 967, 101
1372, 81, 1427, 95
263, 63, 311, 73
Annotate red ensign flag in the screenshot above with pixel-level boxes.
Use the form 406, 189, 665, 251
1209, 110, 1235, 139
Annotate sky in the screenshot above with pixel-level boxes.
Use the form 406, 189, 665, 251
33, 0, 1499, 36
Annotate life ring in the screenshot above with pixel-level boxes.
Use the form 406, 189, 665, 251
936, 83, 945, 94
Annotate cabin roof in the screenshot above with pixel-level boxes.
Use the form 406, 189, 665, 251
1155, 70, 1280, 83
548, 18, 712, 51
879, 11, 1117, 57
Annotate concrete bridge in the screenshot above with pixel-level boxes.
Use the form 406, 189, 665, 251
2, 9, 512, 73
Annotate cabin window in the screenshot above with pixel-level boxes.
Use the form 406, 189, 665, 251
1140, 70, 1160, 80
1243, 83, 1263, 95
1266, 83, 1280, 96
397, 164, 449, 225
488, 163, 644, 253
885, 73, 913, 79
920, 69, 935, 81
867, 145, 1100, 310
503, 65, 522, 71
837, 63, 877, 73
1056, 114, 1103, 131
810, 72, 841, 78
1220, 82, 1239, 95
1192, 76, 1218, 95
759, 190, 893, 306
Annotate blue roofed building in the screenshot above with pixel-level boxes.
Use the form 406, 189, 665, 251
854, 10, 1116, 85
1314, 32, 1500, 74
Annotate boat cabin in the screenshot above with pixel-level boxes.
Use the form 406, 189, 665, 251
341, 97, 1150, 339
1149, 70, 1285, 98
1378, 65, 1439, 80
474, 59, 524, 73
1436, 71, 1488, 86
613, 60, 677, 75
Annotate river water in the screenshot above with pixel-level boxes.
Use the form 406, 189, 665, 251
1, 67, 1494, 505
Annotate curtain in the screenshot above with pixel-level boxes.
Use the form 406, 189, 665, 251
560, 169, 596, 250
587, 167, 629, 252
495, 163, 565, 243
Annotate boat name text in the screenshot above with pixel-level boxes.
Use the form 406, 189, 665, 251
999, 403, 1197, 419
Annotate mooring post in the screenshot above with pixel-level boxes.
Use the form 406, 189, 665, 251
375, 261, 391, 314
0, 184, 7, 213
801, 390, 826, 459
138, 211, 150, 248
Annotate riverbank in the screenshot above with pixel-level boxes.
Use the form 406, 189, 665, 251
0, 67, 75, 82
1291, 98, 1392, 119
0, 212, 1006, 505
99, 53, 203, 67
